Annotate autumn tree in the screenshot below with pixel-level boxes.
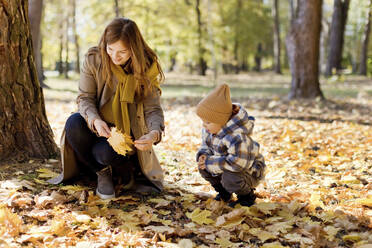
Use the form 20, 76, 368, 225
272, 0, 281, 74
286, 0, 324, 99
360, 0, 371, 75
325, 0, 350, 76
0, 0, 58, 161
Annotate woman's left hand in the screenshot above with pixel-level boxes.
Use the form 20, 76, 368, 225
134, 130, 159, 151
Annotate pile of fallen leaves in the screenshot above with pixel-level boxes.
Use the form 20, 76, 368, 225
0, 78, 371, 247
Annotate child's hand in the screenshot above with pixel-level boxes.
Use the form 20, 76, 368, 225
198, 155, 207, 170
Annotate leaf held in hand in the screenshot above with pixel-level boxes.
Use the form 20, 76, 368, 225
107, 127, 134, 156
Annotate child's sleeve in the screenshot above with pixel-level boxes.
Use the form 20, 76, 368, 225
196, 129, 213, 161
204, 134, 261, 175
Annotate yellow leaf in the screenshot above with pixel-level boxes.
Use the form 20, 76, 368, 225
265, 221, 293, 234
248, 228, 276, 242
309, 193, 324, 210
33, 178, 48, 185
178, 239, 193, 248
107, 127, 134, 156
356, 198, 372, 207
186, 208, 214, 225
284, 233, 313, 245
261, 242, 289, 248
324, 226, 340, 241
60, 185, 89, 192
253, 202, 279, 215
0, 207, 23, 236
216, 209, 246, 227
144, 225, 175, 234
342, 234, 361, 243
36, 168, 59, 179
216, 238, 236, 248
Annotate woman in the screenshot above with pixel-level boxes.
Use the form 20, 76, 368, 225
49, 18, 165, 199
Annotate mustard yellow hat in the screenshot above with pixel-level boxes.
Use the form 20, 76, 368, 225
196, 84, 232, 125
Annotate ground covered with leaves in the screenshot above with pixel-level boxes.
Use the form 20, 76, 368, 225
0, 73, 371, 247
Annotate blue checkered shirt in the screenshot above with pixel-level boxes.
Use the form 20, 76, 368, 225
196, 104, 265, 177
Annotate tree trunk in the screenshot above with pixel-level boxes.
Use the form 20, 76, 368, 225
233, 0, 242, 74
28, 0, 46, 87
64, 10, 69, 79
254, 43, 263, 72
286, 0, 324, 99
325, 0, 350, 76
272, 0, 281, 74
71, 0, 80, 73
195, 0, 207, 76
114, 0, 120, 17
0, 0, 59, 161
360, 1, 371, 75
58, 17, 63, 75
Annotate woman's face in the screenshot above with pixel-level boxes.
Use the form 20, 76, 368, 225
106, 40, 131, 65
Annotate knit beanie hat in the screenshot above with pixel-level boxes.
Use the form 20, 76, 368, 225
196, 83, 232, 125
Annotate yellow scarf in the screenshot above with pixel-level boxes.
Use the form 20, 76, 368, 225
111, 62, 161, 137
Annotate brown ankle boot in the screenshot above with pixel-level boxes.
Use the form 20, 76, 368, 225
96, 166, 115, 199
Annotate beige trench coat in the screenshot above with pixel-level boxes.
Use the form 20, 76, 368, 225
48, 47, 165, 191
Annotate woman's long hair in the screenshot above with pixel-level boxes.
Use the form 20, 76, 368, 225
99, 18, 164, 97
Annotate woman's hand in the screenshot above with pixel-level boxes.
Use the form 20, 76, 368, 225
93, 119, 111, 138
134, 130, 159, 151
198, 155, 207, 170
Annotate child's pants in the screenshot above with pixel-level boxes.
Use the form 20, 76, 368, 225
199, 168, 260, 195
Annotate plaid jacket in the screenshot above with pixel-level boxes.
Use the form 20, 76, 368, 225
196, 104, 265, 177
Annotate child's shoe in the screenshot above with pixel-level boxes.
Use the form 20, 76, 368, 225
212, 184, 232, 202
229, 191, 256, 207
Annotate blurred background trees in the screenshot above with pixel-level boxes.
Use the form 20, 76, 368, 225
23, 0, 372, 92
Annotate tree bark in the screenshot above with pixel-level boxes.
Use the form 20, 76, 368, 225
325, 0, 350, 76
286, 0, 324, 99
195, 0, 207, 76
71, 0, 80, 73
272, 0, 281, 74
0, 0, 59, 161
360, 1, 371, 75
28, 0, 46, 87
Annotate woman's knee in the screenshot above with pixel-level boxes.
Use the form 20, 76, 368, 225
65, 113, 86, 133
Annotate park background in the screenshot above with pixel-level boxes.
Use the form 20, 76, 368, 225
0, 0, 372, 247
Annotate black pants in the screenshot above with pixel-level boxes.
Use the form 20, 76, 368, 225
65, 113, 135, 175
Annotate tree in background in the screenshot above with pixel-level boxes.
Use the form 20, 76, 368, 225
360, 0, 371, 75
325, 0, 350, 76
71, 0, 80, 73
195, 0, 207, 75
286, 0, 324, 99
29, 0, 47, 87
0, 0, 58, 161
272, 0, 282, 74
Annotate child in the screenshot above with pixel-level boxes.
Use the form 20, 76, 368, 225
196, 84, 265, 207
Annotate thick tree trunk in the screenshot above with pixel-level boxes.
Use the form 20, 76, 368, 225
325, 0, 350, 76
272, 0, 281, 74
195, 0, 207, 76
286, 0, 324, 99
0, 0, 59, 161
28, 0, 46, 87
360, 2, 371, 75
72, 0, 80, 73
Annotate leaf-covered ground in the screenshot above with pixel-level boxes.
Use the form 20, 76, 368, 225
0, 73, 371, 247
